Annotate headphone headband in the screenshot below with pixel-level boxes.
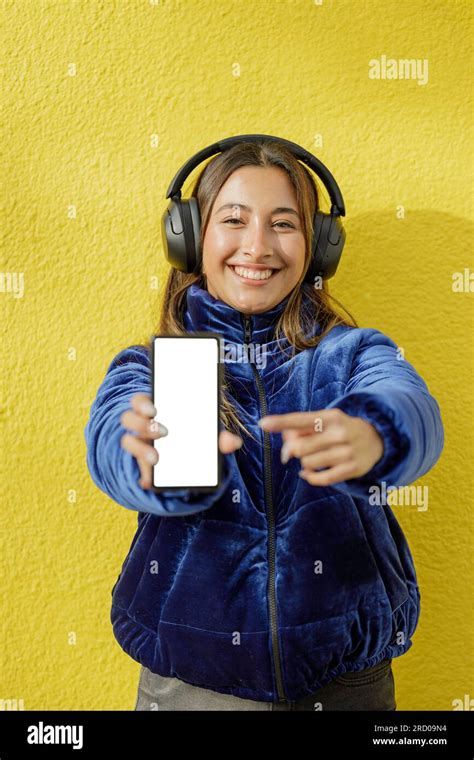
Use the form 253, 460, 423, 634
165, 133, 345, 216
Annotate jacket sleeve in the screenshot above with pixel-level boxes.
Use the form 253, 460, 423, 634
324, 328, 444, 497
84, 345, 233, 516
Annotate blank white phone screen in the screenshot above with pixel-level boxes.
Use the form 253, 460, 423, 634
152, 336, 219, 489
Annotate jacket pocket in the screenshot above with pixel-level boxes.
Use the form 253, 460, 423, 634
353, 501, 411, 613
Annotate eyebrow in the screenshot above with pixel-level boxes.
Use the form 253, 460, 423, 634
216, 202, 300, 217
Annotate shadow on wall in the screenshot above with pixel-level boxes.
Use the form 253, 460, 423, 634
332, 209, 472, 336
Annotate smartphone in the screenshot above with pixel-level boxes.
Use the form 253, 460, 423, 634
150, 333, 223, 492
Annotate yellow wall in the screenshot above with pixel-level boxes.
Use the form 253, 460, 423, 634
2, 0, 472, 711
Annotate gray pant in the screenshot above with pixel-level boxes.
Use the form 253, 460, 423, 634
134, 657, 396, 711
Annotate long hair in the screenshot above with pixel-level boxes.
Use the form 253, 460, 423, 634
140, 140, 358, 442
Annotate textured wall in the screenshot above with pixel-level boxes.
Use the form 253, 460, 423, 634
2, 0, 472, 711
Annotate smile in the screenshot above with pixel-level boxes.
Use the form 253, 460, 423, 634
227, 265, 279, 284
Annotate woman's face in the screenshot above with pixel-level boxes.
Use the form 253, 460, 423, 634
202, 165, 306, 315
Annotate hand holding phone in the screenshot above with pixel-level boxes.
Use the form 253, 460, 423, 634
120, 392, 243, 491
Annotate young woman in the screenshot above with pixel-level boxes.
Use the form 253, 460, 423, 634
84, 139, 444, 711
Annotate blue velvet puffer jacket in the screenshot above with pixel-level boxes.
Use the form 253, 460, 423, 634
84, 281, 444, 703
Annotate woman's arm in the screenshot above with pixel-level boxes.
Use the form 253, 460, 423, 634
84, 345, 233, 516
259, 327, 444, 497
324, 327, 445, 496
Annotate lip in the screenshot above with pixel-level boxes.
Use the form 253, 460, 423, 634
227, 264, 280, 285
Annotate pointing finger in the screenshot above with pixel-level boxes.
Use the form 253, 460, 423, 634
258, 410, 330, 432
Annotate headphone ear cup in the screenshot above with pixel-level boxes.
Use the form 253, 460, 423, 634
305, 211, 346, 283
161, 197, 202, 274
186, 196, 202, 273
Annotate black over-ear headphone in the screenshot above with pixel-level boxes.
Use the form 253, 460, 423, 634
161, 133, 346, 283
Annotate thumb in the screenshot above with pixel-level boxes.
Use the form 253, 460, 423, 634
219, 430, 243, 454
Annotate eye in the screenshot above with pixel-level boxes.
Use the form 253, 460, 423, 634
222, 219, 295, 229
273, 221, 295, 229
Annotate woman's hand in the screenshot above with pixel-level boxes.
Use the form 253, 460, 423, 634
258, 408, 384, 486
120, 393, 243, 490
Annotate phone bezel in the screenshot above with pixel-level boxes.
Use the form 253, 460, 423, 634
149, 332, 224, 493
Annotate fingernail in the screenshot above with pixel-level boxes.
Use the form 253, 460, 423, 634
281, 442, 291, 464
140, 401, 157, 416
257, 418, 268, 428
150, 420, 168, 437
147, 450, 158, 464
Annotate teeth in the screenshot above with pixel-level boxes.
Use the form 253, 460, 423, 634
232, 266, 274, 281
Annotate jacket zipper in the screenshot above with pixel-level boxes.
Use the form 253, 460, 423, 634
243, 314, 287, 703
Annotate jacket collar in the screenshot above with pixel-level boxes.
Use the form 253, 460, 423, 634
184, 281, 315, 344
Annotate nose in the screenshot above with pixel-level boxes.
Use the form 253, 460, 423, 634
241, 218, 274, 260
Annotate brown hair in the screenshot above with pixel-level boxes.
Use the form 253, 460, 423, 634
139, 140, 358, 442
